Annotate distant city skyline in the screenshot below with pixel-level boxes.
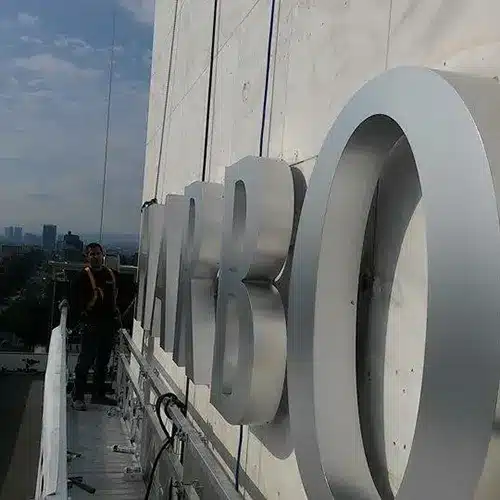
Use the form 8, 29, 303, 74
1, 224, 138, 255
2, 223, 139, 241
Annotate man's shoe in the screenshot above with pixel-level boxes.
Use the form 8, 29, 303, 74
72, 399, 87, 411
91, 395, 117, 406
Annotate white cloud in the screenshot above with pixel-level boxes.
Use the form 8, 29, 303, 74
17, 12, 38, 26
27, 89, 53, 98
26, 78, 44, 87
53, 35, 93, 55
118, 0, 155, 25
14, 53, 101, 79
20, 35, 43, 44
0, 52, 148, 234
0, 4, 151, 235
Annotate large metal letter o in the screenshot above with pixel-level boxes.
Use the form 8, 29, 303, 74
288, 67, 500, 499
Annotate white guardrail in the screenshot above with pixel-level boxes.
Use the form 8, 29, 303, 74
34, 301, 68, 500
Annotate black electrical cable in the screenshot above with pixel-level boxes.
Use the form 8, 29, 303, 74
179, 378, 190, 464
155, 392, 179, 438
143, 434, 176, 500
143, 393, 184, 500
201, 0, 219, 181
234, 426, 244, 491
177, 0, 218, 477
234, 0, 277, 493
258, 0, 277, 157
182, 380, 190, 417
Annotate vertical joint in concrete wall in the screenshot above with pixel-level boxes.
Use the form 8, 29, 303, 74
154, 0, 180, 200
234, 0, 280, 493
201, 0, 220, 183
259, 0, 278, 157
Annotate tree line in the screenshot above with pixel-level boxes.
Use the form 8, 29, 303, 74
0, 250, 53, 349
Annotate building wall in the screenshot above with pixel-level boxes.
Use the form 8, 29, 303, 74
138, 1, 500, 498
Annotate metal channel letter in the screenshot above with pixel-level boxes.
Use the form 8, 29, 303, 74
158, 194, 190, 352
210, 156, 294, 425
287, 67, 500, 500
172, 182, 223, 384
151, 225, 166, 339
143, 203, 166, 331
135, 205, 152, 324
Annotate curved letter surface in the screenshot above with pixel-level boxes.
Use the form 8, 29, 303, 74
211, 156, 294, 425
288, 67, 500, 499
173, 182, 224, 384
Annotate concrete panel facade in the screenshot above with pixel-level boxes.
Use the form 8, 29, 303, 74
138, 1, 500, 498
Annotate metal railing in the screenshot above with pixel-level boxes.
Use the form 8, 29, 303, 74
32, 296, 243, 499
117, 329, 243, 500
34, 301, 68, 500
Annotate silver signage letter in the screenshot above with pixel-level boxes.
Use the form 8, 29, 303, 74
135, 203, 153, 324
155, 194, 190, 352
143, 203, 165, 331
151, 210, 166, 340
172, 182, 224, 385
210, 156, 294, 425
288, 67, 500, 499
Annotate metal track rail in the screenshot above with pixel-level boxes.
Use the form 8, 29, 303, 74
118, 329, 243, 500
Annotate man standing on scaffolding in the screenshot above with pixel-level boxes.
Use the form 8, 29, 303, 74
69, 242, 121, 411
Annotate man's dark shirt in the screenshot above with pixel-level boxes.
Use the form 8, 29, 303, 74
69, 266, 119, 327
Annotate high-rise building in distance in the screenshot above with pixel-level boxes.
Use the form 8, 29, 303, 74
4, 226, 14, 240
13, 226, 23, 243
42, 224, 57, 251
62, 231, 84, 261
4, 226, 22, 242
24, 233, 41, 246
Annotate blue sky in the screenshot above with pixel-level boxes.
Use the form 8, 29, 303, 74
0, 0, 154, 235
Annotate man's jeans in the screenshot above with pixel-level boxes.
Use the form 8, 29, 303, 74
73, 320, 116, 401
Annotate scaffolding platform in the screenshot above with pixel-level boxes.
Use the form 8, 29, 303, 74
67, 400, 145, 499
